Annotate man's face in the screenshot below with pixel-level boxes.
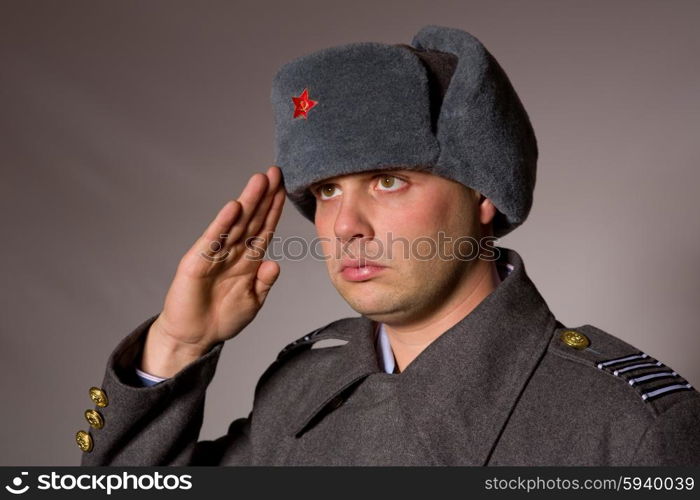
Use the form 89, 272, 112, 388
311, 169, 486, 326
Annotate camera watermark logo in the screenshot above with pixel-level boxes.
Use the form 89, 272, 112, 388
2, 471, 193, 496
5, 471, 29, 495
199, 234, 232, 263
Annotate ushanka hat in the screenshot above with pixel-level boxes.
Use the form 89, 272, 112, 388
270, 25, 537, 237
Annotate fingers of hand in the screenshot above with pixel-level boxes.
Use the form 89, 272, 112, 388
223, 167, 282, 247
243, 187, 286, 261
197, 200, 242, 262
240, 167, 283, 244
254, 260, 281, 298
193, 167, 285, 266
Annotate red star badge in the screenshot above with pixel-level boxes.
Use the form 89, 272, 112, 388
291, 88, 318, 119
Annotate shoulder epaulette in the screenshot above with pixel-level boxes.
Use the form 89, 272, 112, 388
594, 352, 692, 402
549, 323, 697, 410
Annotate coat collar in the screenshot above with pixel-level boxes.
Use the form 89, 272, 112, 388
289, 246, 558, 465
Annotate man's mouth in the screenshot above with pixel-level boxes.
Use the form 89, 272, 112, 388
339, 259, 387, 282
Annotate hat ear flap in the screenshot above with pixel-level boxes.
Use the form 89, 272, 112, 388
411, 25, 538, 238
393, 43, 458, 134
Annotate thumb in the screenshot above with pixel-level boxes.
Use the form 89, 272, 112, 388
254, 260, 281, 299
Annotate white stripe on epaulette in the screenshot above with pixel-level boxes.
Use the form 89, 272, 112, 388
613, 361, 662, 376
597, 353, 648, 369
641, 383, 693, 401
628, 371, 677, 386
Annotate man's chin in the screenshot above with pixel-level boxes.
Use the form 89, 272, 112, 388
337, 293, 381, 316
337, 293, 404, 322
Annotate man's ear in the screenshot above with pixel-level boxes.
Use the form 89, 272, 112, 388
478, 194, 498, 226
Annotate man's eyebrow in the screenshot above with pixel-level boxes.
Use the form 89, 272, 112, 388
308, 168, 418, 190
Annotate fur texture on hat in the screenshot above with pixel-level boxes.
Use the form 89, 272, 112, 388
270, 25, 538, 237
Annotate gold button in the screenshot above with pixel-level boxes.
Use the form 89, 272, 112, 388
560, 330, 590, 350
85, 409, 104, 429
76, 430, 93, 452
89, 387, 108, 408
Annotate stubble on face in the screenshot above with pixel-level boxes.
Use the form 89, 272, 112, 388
317, 171, 484, 327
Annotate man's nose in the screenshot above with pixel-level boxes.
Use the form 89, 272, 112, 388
333, 197, 374, 244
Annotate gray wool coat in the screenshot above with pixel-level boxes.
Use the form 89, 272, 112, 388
78, 248, 700, 466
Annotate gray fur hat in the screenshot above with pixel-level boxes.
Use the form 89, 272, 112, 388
270, 25, 537, 237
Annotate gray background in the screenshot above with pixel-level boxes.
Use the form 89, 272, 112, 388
1, 0, 698, 465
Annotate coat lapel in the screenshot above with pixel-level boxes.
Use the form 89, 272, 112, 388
288, 315, 380, 438
289, 247, 557, 465
396, 247, 557, 464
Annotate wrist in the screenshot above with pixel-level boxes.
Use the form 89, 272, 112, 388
140, 320, 211, 378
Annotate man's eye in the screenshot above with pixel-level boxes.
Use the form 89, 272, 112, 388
317, 184, 341, 200
376, 175, 407, 191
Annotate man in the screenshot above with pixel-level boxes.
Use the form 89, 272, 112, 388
77, 25, 700, 465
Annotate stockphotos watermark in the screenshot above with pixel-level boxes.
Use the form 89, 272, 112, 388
200, 232, 501, 263
3, 470, 192, 495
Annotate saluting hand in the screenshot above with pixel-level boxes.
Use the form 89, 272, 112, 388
141, 166, 286, 377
